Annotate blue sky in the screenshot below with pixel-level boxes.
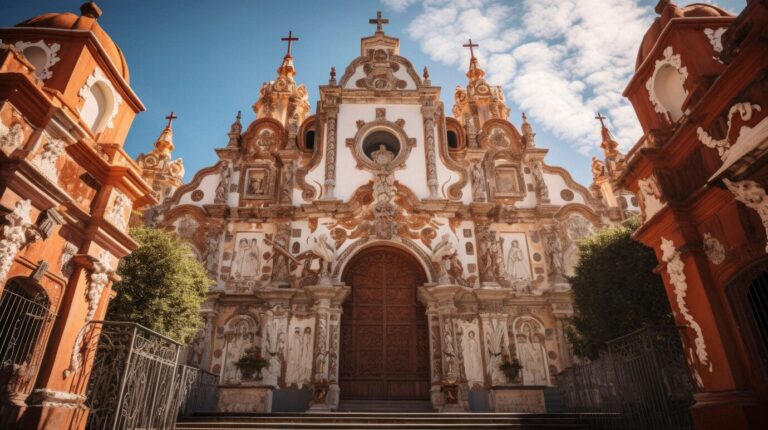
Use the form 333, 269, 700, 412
3, 0, 745, 186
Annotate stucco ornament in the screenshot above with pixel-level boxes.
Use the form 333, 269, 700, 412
660, 237, 712, 382
66, 251, 114, 377
32, 133, 66, 182
86, 251, 113, 321
697, 103, 762, 159
703, 27, 726, 54
107, 190, 130, 232
723, 178, 768, 252
0, 121, 25, 152
532, 162, 549, 202
0, 199, 40, 282
702, 233, 725, 265
645, 46, 688, 119
10, 39, 61, 80
471, 163, 487, 202
637, 174, 664, 221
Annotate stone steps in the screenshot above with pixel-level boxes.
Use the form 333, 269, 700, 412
175, 412, 621, 430
337, 399, 435, 412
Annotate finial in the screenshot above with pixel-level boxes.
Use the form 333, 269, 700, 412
80, 2, 102, 19
329, 66, 337, 86
369, 11, 390, 33
521, 112, 535, 147
594, 112, 607, 129
522, 112, 528, 122
423, 67, 430, 80
236, 110, 242, 121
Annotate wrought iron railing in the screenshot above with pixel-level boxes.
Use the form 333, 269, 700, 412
0, 285, 56, 395
556, 326, 695, 430
83, 322, 218, 430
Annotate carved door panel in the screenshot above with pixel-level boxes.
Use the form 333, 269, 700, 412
340, 247, 429, 400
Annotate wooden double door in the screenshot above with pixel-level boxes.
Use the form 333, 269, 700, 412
339, 247, 430, 400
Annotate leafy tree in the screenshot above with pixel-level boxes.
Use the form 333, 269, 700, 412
566, 218, 673, 359
107, 226, 210, 344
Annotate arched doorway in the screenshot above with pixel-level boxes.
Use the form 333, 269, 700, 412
339, 246, 430, 400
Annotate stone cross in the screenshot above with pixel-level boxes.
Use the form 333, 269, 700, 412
281, 30, 299, 56
369, 11, 389, 32
463, 38, 479, 59
595, 112, 607, 129
165, 111, 177, 128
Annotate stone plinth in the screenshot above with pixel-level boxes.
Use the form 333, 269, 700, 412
490, 385, 546, 413
218, 385, 273, 413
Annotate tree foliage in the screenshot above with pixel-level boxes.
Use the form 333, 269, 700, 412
107, 226, 210, 344
566, 218, 673, 359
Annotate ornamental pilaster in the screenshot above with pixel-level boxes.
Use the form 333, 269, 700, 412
306, 283, 349, 410
421, 105, 439, 199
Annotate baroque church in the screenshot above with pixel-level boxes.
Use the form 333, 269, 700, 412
140, 15, 636, 412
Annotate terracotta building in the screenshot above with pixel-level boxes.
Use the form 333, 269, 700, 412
146, 15, 636, 413
620, 0, 768, 429
0, 3, 154, 429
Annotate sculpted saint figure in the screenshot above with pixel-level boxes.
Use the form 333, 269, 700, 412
506, 240, 531, 281
431, 234, 456, 284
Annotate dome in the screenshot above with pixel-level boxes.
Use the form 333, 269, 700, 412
635, 2, 733, 69
15, 3, 130, 82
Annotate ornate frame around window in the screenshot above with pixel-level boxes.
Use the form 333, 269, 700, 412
345, 120, 416, 171
239, 162, 276, 201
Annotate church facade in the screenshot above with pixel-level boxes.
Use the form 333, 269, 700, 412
144, 19, 635, 412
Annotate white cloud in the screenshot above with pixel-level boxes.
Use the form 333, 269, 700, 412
386, 0, 654, 154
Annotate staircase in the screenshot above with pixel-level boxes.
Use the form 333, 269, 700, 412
337, 399, 434, 412
175, 411, 622, 429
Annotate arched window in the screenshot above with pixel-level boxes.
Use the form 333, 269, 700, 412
362, 130, 400, 160
79, 68, 121, 135
304, 130, 315, 151
0, 279, 54, 385
22, 46, 48, 77
447, 130, 459, 149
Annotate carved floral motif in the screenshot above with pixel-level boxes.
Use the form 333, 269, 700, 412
0, 199, 40, 282
702, 233, 725, 265
697, 103, 762, 159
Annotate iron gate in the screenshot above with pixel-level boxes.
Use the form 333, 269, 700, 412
83, 322, 218, 430
556, 326, 694, 430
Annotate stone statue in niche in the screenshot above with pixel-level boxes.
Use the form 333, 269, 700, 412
543, 229, 564, 279
371, 144, 395, 167
232, 238, 261, 279
215, 162, 231, 204
204, 228, 221, 275
269, 225, 292, 283
431, 234, 457, 285
222, 319, 255, 384
517, 321, 548, 386
532, 162, 549, 201
280, 164, 294, 204
176, 215, 198, 239
506, 240, 531, 281
471, 163, 487, 201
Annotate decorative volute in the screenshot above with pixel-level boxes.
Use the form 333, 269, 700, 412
452, 39, 511, 130
137, 112, 184, 203
252, 31, 310, 129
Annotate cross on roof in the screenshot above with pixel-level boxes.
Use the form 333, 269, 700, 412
369, 11, 389, 32
281, 30, 299, 57
594, 112, 607, 128
463, 38, 479, 59
165, 111, 177, 128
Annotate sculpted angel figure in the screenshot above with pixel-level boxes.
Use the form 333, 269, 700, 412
215, 162, 231, 203
371, 144, 395, 167
431, 233, 456, 284
0, 122, 24, 151
507, 240, 531, 281
310, 234, 336, 278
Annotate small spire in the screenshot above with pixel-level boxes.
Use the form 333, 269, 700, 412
463, 38, 485, 80
521, 112, 535, 147
227, 111, 242, 148
595, 112, 620, 157
277, 31, 299, 79
153, 112, 176, 157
